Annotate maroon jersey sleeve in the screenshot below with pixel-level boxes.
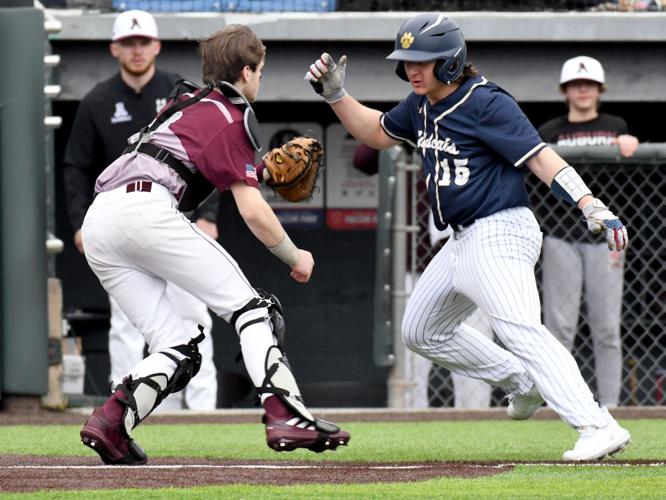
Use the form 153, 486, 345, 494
194, 121, 260, 191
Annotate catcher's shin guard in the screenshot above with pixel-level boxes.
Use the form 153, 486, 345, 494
259, 346, 350, 453
118, 331, 205, 431
232, 290, 285, 346
81, 332, 204, 465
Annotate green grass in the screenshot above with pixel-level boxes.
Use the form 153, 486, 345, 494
1, 419, 664, 498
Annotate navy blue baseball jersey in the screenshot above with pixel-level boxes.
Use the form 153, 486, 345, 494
381, 75, 546, 230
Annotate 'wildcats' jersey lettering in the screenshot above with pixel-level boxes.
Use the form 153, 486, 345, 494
381, 75, 545, 230
417, 130, 459, 155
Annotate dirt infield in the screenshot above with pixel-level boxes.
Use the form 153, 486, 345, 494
1, 406, 663, 493
0, 455, 509, 492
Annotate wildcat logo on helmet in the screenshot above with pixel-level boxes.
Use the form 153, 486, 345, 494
400, 32, 414, 49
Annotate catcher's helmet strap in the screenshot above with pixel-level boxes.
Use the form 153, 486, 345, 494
217, 81, 263, 152
244, 108, 262, 153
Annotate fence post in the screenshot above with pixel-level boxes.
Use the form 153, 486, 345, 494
373, 148, 398, 368
387, 148, 420, 408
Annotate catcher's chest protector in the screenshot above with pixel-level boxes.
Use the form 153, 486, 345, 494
125, 80, 262, 212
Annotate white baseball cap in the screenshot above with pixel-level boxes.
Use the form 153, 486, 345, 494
560, 56, 605, 85
112, 10, 159, 42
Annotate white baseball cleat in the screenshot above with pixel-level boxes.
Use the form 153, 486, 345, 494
563, 421, 631, 461
507, 386, 544, 420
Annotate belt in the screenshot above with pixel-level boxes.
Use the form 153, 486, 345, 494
126, 180, 152, 193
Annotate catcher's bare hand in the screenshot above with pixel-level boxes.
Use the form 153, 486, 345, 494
290, 249, 314, 283
74, 229, 84, 254
304, 52, 348, 104
581, 198, 628, 251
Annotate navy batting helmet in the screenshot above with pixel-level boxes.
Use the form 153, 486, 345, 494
386, 14, 467, 85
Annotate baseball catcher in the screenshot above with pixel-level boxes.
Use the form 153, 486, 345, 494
78, 24, 350, 466
262, 136, 323, 202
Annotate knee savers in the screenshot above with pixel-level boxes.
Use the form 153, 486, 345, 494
160, 328, 205, 393
115, 330, 205, 434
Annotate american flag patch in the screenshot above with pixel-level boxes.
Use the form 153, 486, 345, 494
245, 164, 258, 181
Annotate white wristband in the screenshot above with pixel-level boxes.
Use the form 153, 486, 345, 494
551, 165, 592, 206
267, 232, 300, 266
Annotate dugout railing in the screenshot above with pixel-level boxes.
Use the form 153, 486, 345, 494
376, 144, 666, 408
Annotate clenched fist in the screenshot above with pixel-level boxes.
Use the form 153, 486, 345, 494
582, 198, 628, 251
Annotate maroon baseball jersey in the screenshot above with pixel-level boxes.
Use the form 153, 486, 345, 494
96, 89, 260, 195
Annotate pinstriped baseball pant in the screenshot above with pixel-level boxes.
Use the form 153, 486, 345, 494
402, 207, 612, 428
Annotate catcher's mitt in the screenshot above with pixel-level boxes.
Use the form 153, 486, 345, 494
262, 136, 323, 202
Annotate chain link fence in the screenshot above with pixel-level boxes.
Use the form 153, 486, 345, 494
381, 145, 666, 408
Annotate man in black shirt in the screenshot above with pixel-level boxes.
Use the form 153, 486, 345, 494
537, 56, 639, 408
63, 10, 218, 410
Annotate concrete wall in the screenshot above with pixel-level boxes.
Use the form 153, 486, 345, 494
49, 10, 666, 102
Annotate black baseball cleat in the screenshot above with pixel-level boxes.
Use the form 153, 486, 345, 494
80, 407, 148, 465
264, 413, 351, 453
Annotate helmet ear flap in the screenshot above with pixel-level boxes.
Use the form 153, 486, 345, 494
395, 61, 409, 82
434, 59, 446, 82
435, 55, 464, 84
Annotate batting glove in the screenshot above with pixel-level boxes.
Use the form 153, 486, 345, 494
304, 52, 347, 104
582, 198, 629, 251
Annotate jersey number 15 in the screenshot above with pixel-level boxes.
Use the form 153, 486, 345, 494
430, 157, 470, 187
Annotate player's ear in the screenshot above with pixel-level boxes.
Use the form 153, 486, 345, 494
109, 42, 119, 59
241, 65, 252, 82
152, 40, 162, 57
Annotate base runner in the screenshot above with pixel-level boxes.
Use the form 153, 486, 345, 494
305, 13, 630, 461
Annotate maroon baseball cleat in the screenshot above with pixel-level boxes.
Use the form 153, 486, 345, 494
263, 396, 350, 452
80, 405, 147, 465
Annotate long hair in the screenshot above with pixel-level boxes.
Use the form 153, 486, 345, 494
457, 62, 479, 82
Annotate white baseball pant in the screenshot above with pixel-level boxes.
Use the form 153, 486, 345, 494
427, 214, 493, 408
405, 273, 492, 408
82, 183, 256, 400
109, 289, 217, 410
402, 207, 613, 428
451, 307, 493, 408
